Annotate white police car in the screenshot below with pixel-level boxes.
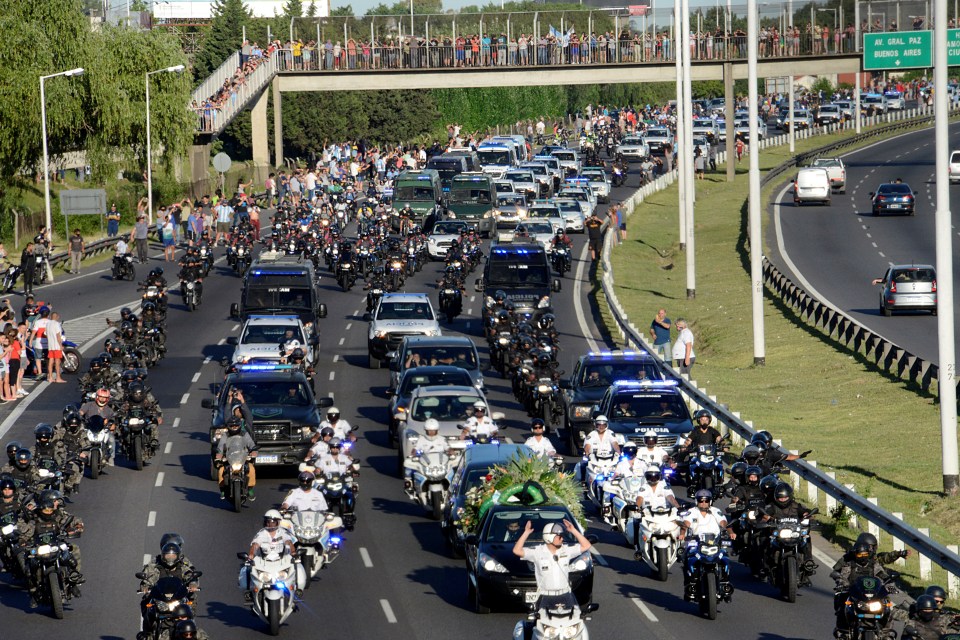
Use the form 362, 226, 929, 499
228, 315, 317, 366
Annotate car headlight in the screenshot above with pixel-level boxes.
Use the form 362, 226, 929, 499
483, 211, 492, 218
572, 405, 592, 419
517, 208, 527, 218
538, 296, 550, 309
571, 550, 592, 572
424, 328, 441, 336
374, 330, 389, 339
479, 553, 509, 573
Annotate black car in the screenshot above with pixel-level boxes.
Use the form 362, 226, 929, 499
441, 443, 532, 556
870, 183, 917, 216
594, 380, 693, 451
561, 351, 666, 452
201, 363, 333, 477
386, 365, 474, 447
464, 503, 594, 613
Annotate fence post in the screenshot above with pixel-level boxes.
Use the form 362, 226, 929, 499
806, 461, 818, 504
917, 528, 932, 580
892, 513, 906, 566
866, 497, 880, 540
949, 545, 960, 600
843, 484, 858, 528
824, 472, 837, 514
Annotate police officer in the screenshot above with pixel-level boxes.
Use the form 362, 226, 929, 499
138, 536, 199, 636
281, 471, 329, 512
460, 401, 497, 440
80, 387, 117, 466
523, 418, 557, 458
305, 427, 335, 463
1, 448, 41, 491
902, 594, 960, 639
19, 490, 84, 606
578, 415, 620, 482
511, 519, 592, 611
241, 510, 297, 600
315, 406, 355, 442
761, 483, 817, 585
678, 489, 730, 601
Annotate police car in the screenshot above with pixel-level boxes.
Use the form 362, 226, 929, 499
590, 379, 693, 452
227, 315, 318, 366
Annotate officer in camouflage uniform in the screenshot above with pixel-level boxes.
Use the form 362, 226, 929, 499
18, 490, 84, 606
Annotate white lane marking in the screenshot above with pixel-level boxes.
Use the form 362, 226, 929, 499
360, 547, 374, 568
632, 596, 659, 622
353, 309, 360, 316
333, 354, 339, 363
147, 511, 156, 527
191, 372, 201, 383
345, 323, 353, 331
574, 241, 601, 352
329, 372, 335, 381
338, 337, 345, 346
203, 356, 212, 365
172, 417, 181, 429
865, 233, 872, 238
879, 252, 886, 258
180, 393, 190, 405
143, 553, 152, 566
813, 545, 837, 568
589, 547, 609, 566
232, 324, 240, 331
155, 472, 165, 487
164, 442, 172, 454
871, 242, 878, 248
379, 599, 397, 623
467, 307, 473, 315
470, 295, 476, 302
328, 391, 334, 398
217, 338, 226, 346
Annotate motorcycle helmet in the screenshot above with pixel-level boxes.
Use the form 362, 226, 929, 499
643, 430, 659, 447
694, 489, 713, 505
172, 603, 195, 620
915, 594, 938, 622
319, 427, 335, 439
472, 401, 486, 413
518, 336, 535, 352
326, 407, 340, 422
6, 440, 22, 462
729, 461, 747, 486
541, 522, 565, 544
62, 403, 80, 420
39, 489, 62, 513
536, 352, 552, 368
121, 369, 138, 385
96, 387, 111, 405
88, 358, 102, 374
621, 443, 638, 459
751, 430, 773, 449
852, 541, 873, 565
594, 415, 609, 427
128, 381, 146, 403
149, 267, 164, 278
773, 482, 793, 507
328, 438, 343, 451
99, 346, 115, 365
759, 474, 779, 500
516, 321, 535, 336
225, 417, 242, 434
263, 509, 283, 531
119, 306, 134, 321
537, 313, 556, 331
854, 532, 879, 554
290, 348, 306, 363
693, 409, 712, 426
925, 585, 946, 608
34, 423, 54, 444
530, 418, 545, 431
160, 542, 182, 568
424, 419, 440, 435
493, 290, 507, 304
744, 465, 762, 485
741, 445, 762, 466
142, 301, 157, 315
120, 320, 136, 340
298, 471, 315, 490
644, 465, 663, 484
14, 448, 32, 470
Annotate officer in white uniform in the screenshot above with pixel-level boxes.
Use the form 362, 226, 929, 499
523, 418, 557, 457
460, 401, 497, 440
512, 519, 592, 610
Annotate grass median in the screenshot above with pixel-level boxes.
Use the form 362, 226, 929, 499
606, 122, 957, 592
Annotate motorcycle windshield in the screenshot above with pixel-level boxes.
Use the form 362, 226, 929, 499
290, 510, 323, 529
226, 449, 248, 466
150, 576, 188, 601
418, 451, 449, 473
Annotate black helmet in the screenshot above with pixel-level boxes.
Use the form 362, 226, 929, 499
291, 348, 306, 362
759, 474, 779, 499
516, 321, 534, 336
537, 313, 556, 331
39, 489, 61, 511
925, 585, 946, 607
744, 465, 762, 485
298, 470, 315, 490
128, 380, 146, 403
62, 404, 80, 420
89, 357, 103, 373
121, 370, 138, 385
852, 541, 873, 565
150, 267, 164, 277
226, 417, 242, 433
536, 352, 552, 368
915, 594, 938, 622
773, 482, 793, 506
741, 445, 762, 465
621, 443, 638, 459
99, 348, 114, 365
530, 418, 545, 431
693, 409, 712, 425
6, 440, 22, 460
854, 532, 879, 554
160, 542, 182, 568
0, 476, 16, 493
13, 448, 32, 470
730, 461, 747, 483
120, 307, 134, 320
751, 430, 773, 448
142, 301, 157, 315
172, 603, 195, 620
319, 427, 334, 439
493, 290, 507, 303
173, 619, 198, 639
120, 320, 136, 338
34, 423, 54, 444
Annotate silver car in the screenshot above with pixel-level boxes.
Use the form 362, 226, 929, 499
494, 193, 528, 228
398, 385, 497, 459
616, 134, 649, 161
554, 198, 586, 233
875, 264, 937, 316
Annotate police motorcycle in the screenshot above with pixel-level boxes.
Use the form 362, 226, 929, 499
24, 508, 84, 619
84, 415, 112, 479
550, 243, 571, 278
364, 267, 387, 314
138, 279, 168, 319
385, 252, 406, 291
237, 544, 306, 636
684, 532, 734, 620
112, 252, 136, 281
119, 403, 158, 471
197, 242, 214, 277
727, 495, 768, 577
179, 262, 203, 312
513, 601, 600, 640
437, 270, 464, 324
611, 161, 626, 188
583, 450, 620, 510
335, 247, 357, 292
763, 508, 818, 603
833, 573, 900, 640
136, 573, 202, 640
280, 509, 343, 587
233, 238, 253, 275
0, 501, 27, 582
402, 448, 459, 521
316, 468, 358, 531
687, 436, 729, 495
626, 502, 682, 582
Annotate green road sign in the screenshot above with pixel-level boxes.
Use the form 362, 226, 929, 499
863, 30, 932, 70
950, 29, 960, 66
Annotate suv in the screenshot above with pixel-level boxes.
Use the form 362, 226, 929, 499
390, 335, 484, 391
367, 293, 441, 369
815, 104, 843, 127
592, 380, 693, 452
810, 158, 846, 192
476, 242, 560, 321
228, 314, 318, 366
387, 365, 474, 446
561, 351, 666, 451
231, 253, 327, 329
201, 364, 333, 477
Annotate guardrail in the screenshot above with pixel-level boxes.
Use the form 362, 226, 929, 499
598, 107, 960, 593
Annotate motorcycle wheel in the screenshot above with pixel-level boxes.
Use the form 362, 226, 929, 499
430, 491, 443, 521
700, 574, 717, 620
89, 449, 101, 480
133, 434, 144, 470
48, 572, 64, 619
232, 479, 243, 513
62, 348, 82, 375
655, 546, 669, 582
782, 556, 797, 603
541, 400, 552, 428
702, 474, 714, 493
267, 597, 281, 636
301, 554, 314, 588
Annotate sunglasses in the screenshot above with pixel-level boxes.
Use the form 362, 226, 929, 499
696, 498, 710, 503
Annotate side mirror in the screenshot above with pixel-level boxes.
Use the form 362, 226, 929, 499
491, 411, 506, 421
474, 278, 484, 293
585, 534, 599, 544
464, 534, 479, 547
552, 279, 561, 293
385, 388, 395, 397
582, 602, 600, 614
229, 303, 239, 319
317, 303, 327, 319
201, 398, 214, 409
226, 337, 238, 346
317, 397, 335, 408
559, 379, 571, 389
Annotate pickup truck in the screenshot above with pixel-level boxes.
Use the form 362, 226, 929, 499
810, 158, 846, 193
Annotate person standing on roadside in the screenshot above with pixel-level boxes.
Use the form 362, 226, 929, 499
67, 229, 84, 275
585, 211, 604, 262
672, 317, 696, 374
106, 203, 121, 238
20, 242, 35, 296
649, 308, 672, 359
214, 199, 234, 247
45, 311, 65, 384
131, 213, 149, 264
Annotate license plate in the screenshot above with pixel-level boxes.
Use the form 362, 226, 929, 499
258, 455, 279, 464
888, 204, 901, 209
524, 591, 539, 604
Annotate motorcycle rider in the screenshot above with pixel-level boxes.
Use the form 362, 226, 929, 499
760, 483, 817, 585
902, 594, 960, 639
726, 465, 765, 556
31, 422, 66, 469
19, 489, 84, 606
314, 438, 353, 476
751, 430, 810, 474
138, 537, 199, 636
5, 440, 22, 467
124, 380, 162, 451
679, 409, 724, 458
80, 387, 117, 466
313, 406, 355, 443
305, 427, 335, 463
403, 419, 449, 483
281, 471, 329, 512
172, 617, 210, 640
832, 531, 910, 571
215, 417, 258, 502
460, 401, 498, 440
511, 519, 592, 612
832, 540, 895, 638
177, 247, 204, 305
550, 228, 573, 250
678, 489, 731, 601
632, 465, 681, 559
523, 418, 557, 457
578, 415, 621, 483
635, 429, 671, 467
241, 510, 298, 600
1, 448, 42, 491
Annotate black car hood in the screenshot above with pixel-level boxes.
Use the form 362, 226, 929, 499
478, 542, 537, 575
250, 405, 320, 424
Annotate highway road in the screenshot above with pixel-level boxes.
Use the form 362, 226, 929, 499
769, 120, 960, 365
0, 165, 844, 640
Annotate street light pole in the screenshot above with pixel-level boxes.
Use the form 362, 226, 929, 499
40, 67, 85, 242
145, 65, 186, 226
748, 0, 765, 365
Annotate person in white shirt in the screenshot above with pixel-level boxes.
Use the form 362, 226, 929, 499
671, 317, 696, 374
241, 510, 297, 597
635, 430, 671, 467
512, 519, 592, 611
523, 418, 556, 457
282, 471, 329, 512
679, 489, 730, 599
317, 407, 355, 442
578, 415, 620, 482
305, 427, 335, 463
115, 238, 130, 256
403, 419, 449, 481
460, 401, 497, 440
315, 438, 353, 476
631, 465, 681, 557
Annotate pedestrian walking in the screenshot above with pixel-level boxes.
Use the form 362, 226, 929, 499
67, 228, 84, 274
106, 203, 121, 237
672, 318, 696, 374
649, 308, 672, 359
735, 138, 745, 162
161, 214, 176, 262
131, 213, 149, 264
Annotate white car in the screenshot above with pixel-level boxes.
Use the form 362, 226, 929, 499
580, 167, 611, 204
368, 293, 442, 368
428, 220, 470, 259
949, 150, 960, 184
810, 158, 846, 192
515, 220, 556, 249
493, 193, 528, 228
883, 91, 905, 110
554, 198, 586, 233
558, 186, 596, 217
616, 135, 649, 160
526, 201, 565, 234
229, 315, 317, 366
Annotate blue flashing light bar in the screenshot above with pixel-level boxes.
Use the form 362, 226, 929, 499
248, 314, 299, 320
612, 379, 679, 388
491, 247, 533, 254
234, 363, 295, 372
249, 269, 309, 277
587, 351, 639, 357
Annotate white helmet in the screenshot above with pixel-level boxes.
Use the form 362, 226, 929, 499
473, 401, 486, 411
541, 522, 565, 544
594, 415, 609, 425
424, 418, 440, 434
264, 509, 283, 530
284, 339, 301, 352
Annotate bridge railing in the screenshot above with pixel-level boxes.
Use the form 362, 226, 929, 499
192, 51, 279, 135
598, 107, 960, 593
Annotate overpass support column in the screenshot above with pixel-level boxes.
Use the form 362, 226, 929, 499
273, 76, 284, 168
189, 142, 210, 186
251, 88, 270, 166
724, 62, 735, 182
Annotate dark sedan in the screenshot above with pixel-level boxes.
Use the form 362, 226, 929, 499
870, 183, 917, 216
464, 504, 594, 613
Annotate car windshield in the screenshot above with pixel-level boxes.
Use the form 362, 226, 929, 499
432, 222, 465, 235
820, 106, 839, 112
241, 324, 304, 345
488, 262, 550, 286
245, 286, 312, 310
864, 96, 883, 103
528, 207, 560, 219
523, 222, 554, 235
394, 185, 436, 201
404, 346, 477, 369
556, 201, 581, 213
477, 149, 512, 165
579, 363, 662, 386
622, 136, 644, 145
693, 136, 708, 146
226, 381, 311, 406
609, 393, 689, 419
483, 509, 572, 544
879, 184, 911, 194
449, 187, 492, 204
399, 370, 472, 394
524, 165, 547, 176
505, 172, 533, 182
813, 159, 841, 168
559, 190, 587, 202
377, 302, 434, 320
583, 172, 605, 182
647, 128, 669, 138
494, 182, 514, 194
410, 394, 482, 421
498, 195, 526, 207
553, 151, 576, 161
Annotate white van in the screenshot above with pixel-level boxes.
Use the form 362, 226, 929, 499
793, 167, 831, 206
949, 150, 960, 184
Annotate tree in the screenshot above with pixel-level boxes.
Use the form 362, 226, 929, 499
306, 1, 318, 18
284, 0, 303, 18
193, 0, 252, 81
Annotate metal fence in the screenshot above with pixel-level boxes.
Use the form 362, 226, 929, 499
599, 106, 960, 593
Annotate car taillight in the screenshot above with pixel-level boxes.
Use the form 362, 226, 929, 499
890, 281, 897, 293
932, 280, 937, 292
